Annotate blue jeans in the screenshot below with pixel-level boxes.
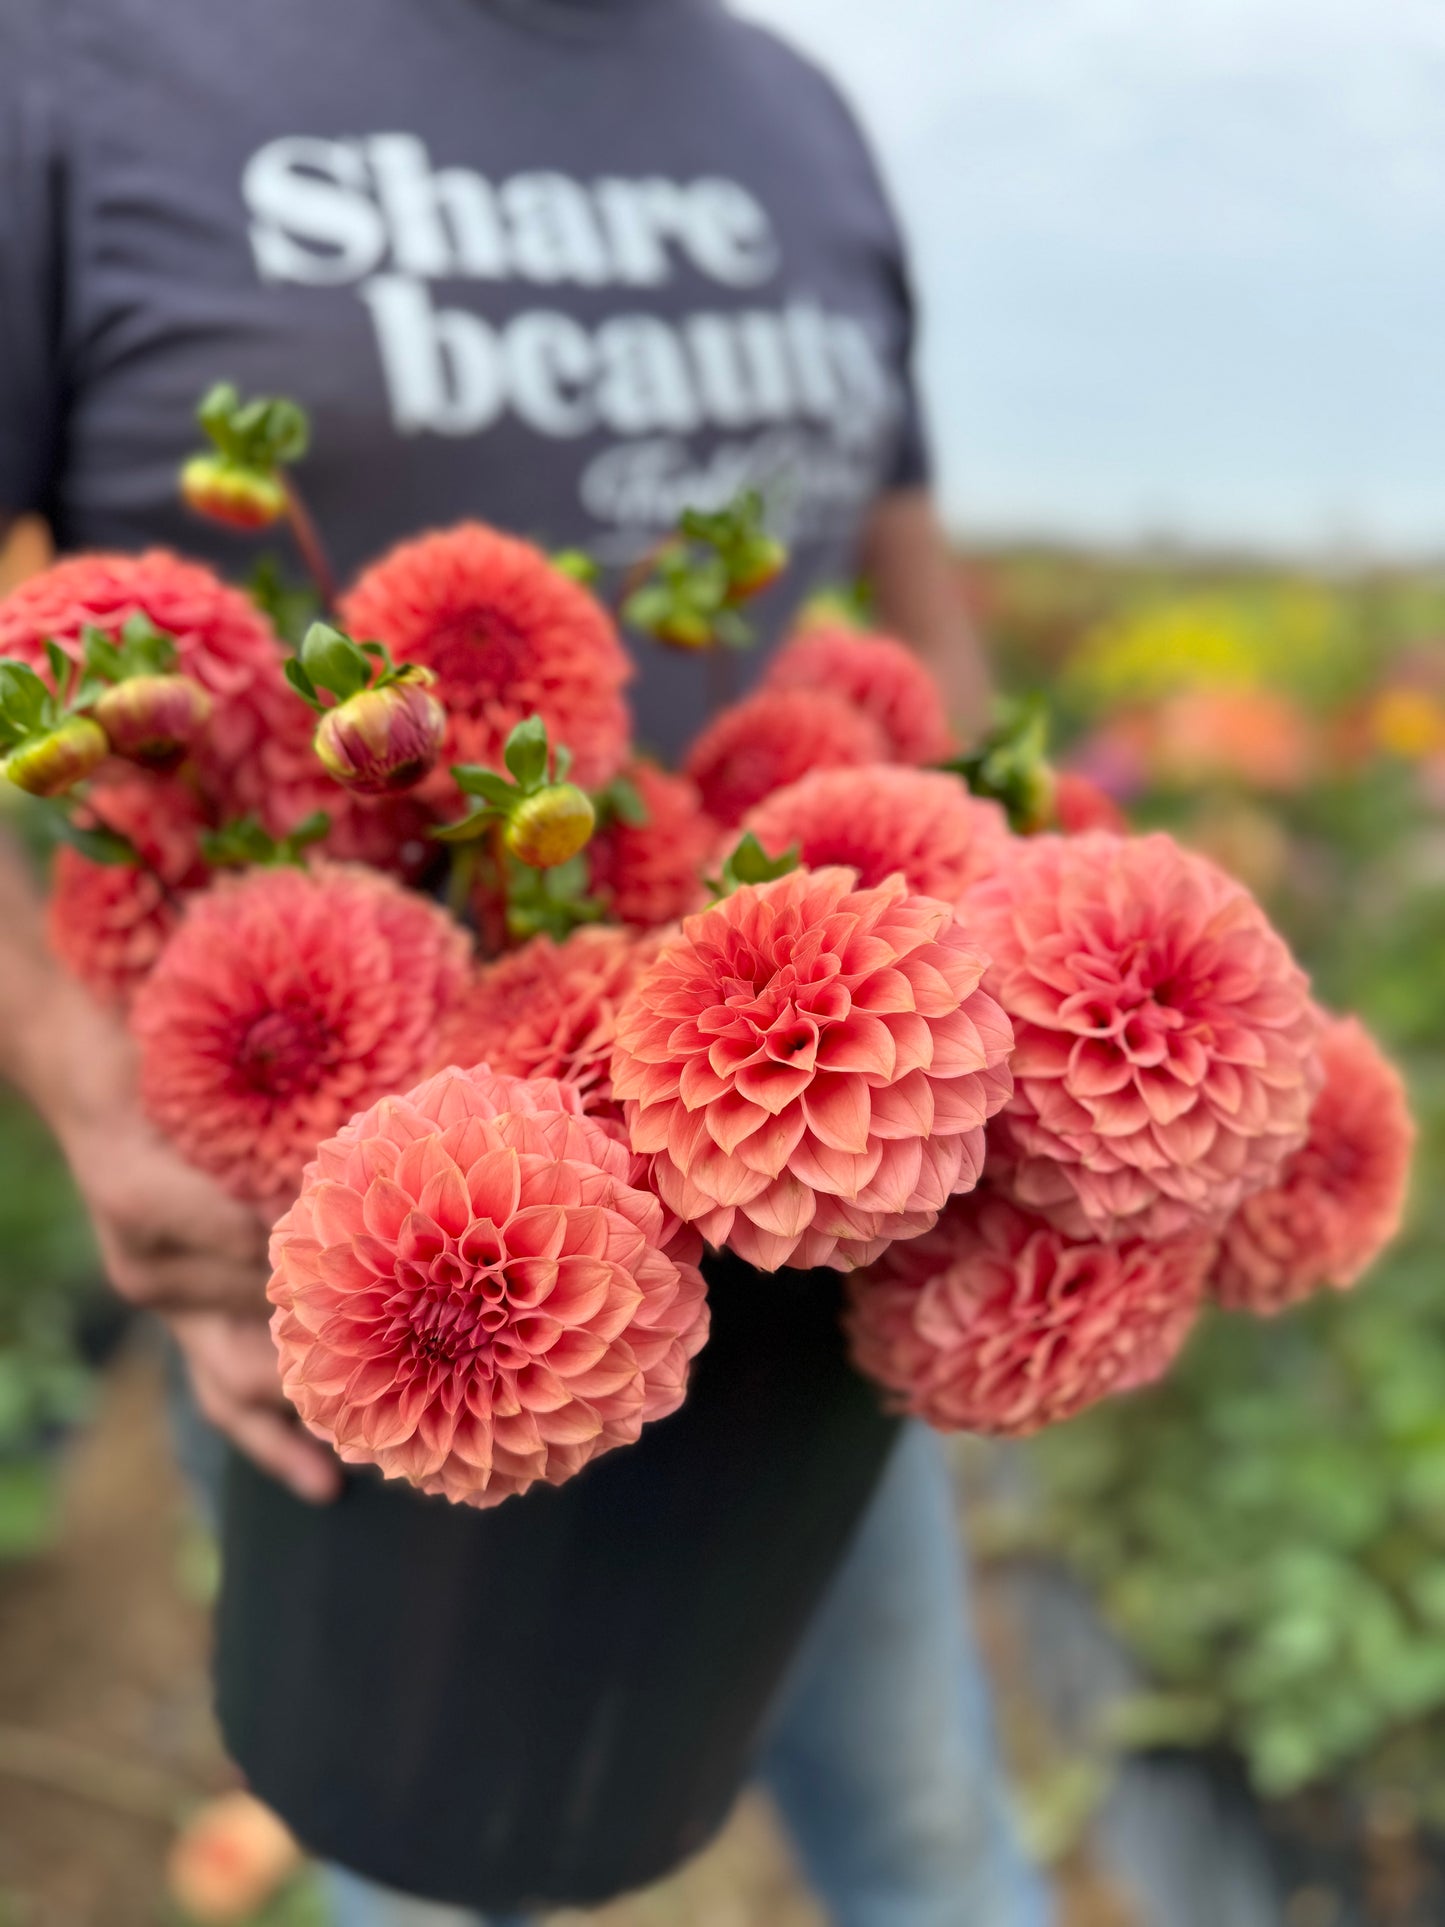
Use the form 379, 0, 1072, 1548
321, 1423, 1051, 1927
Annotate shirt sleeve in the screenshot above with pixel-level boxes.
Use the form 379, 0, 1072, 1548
0, 0, 65, 519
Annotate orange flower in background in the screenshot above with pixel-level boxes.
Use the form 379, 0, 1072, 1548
763, 625, 955, 764
435, 926, 660, 1121
587, 761, 716, 929
611, 867, 1015, 1271
1213, 1016, 1414, 1316
1366, 685, 1445, 763
740, 766, 1010, 902
1147, 687, 1315, 793
967, 832, 1323, 1242
131, 864, 469, 1206
339, 523, 632, 804
0, 551, 285, 780
846, 1192, 1213, 1435
47, 770, 212, 1007
268, 1064, 709, 1508
683, 688, 887, 827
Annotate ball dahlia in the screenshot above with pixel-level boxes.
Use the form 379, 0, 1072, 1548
683, 688, 888, 828
740, 767, 1010, 904
764, 626, 954, 765
845, 1193, 1212, 1436
338, 523, 632, 805
610, 867, 1015, 1271
967, 831, 1323, 1242
434, 927, 660, 1121
587, 762, 715, 929
47, 771, 211, 1007
130, 864, 470, 1207
267, 1063, 710, 1508
0, 552, 285, 780
1212, 1016, 1414, 1316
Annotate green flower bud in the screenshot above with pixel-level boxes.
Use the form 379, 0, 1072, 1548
504, 783, 596, 869
3, 717, 109, 797
180, 454, 288, 530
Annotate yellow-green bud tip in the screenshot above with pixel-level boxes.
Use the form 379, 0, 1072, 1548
3, 717, 109, 797
504, 783, 596, 868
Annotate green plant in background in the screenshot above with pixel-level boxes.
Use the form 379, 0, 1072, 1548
0, 1092, 101, 1560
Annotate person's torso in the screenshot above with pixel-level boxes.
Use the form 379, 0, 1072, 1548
41, 0, 919, 753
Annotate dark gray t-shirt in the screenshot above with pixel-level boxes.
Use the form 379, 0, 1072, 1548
1, 0, 928, 757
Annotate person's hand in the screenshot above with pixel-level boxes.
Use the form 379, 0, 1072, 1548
168, 1310, 342, 1504
38, 978, 276, 1316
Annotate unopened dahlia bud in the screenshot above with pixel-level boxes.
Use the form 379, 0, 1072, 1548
504, 782, 596, 868
180, 454, 287, 530
3, 717, 108, 796
314, 667, 447, 796
725, 534, 787, 603
94, 673, 213, 769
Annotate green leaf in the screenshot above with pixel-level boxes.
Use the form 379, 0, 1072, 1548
0, 661, 54, 734
196, 379, 241, 452
262, 397, 311, 464
283, 656, 324, 711
246, 556, 320, 647
200, 815, 279, 868
285, 810, 331, 851
452, 766, 516, 808
503, 715, 549, 791
117, 614, 177, 677
721, 831, 799, 892
300, 622, 371, 703
43, 639, 71, 701
597, 773, 648, 828
48, 813, 140, 867
431, 807, 498, 844
551, 547, 601, 586
80, 625, 125, 686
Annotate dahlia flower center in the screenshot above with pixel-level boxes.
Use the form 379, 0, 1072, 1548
235, 1005, 333, 1098
427, 610, 527, 705
385, 1221, 528, 1373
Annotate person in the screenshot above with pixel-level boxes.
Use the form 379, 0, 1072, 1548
0, 0, 1049, 1921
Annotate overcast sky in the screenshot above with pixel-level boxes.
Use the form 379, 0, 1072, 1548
741, 0, 1444, 556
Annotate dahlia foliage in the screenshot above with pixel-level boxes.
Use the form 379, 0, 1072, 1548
1, 381, 1411, 1506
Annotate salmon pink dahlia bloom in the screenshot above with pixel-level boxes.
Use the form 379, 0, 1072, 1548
764, 626, 954, 765
130, 865, 470, 1207
683, 688, 887, 828
267, 1064, 710, 1508
969, 832, 1323, 1242
1213, 1016, 1414, 1315
611, 868, 1015, 1271
741, 767, 1009, 904
0, 552, 284, 780
587, 762, 715, 928
339, 524, 632, 804
47, 772, 211, 1007
845, 1193, 1212, 1435
434, 927, 659, 1121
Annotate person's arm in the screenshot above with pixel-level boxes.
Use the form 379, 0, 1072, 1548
0, 831, 339, 1500
859, 487, 992, 744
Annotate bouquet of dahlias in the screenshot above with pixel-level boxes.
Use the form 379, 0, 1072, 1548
0, 386, 1414, 1511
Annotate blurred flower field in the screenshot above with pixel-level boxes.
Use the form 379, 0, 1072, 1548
962, 547, 1445, 1826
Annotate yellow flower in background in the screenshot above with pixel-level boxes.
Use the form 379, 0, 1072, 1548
1368, 686, 1445, 762
1065, 585, 1343, 713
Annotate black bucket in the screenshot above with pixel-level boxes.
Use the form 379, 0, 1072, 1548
215, 1252, 899, 1912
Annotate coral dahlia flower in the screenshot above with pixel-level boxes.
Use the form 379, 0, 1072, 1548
47, 771, 211, 1007
130, 865, 470, 1207
845, 1193, 1212, 1435
0, 552, 285, 780
968, 832, 1323, 1242
434, 927, 659, 1121
610, 868, 1015, 1271
339, 524, 632, 805
764, 626, 954, 765
741, 767, 1009, 904
683, 689, 887, 828
1212, 1016, 1414, 1315
267, 1064, 709, 1508
587, 762, 715, 929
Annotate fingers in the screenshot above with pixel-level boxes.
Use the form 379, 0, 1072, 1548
100, 1232, 273, 1317
172, 1313, 342, 1506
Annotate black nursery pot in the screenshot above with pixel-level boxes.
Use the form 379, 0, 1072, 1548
215, 1252, 899, 1913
